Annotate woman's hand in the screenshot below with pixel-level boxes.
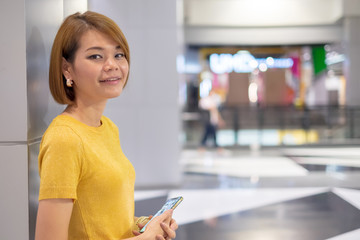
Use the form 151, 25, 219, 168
138, 210, 177, 240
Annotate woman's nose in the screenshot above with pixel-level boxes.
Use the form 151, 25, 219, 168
104, 58, 118, 71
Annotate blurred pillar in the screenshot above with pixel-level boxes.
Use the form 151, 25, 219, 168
343, 0, 360, 106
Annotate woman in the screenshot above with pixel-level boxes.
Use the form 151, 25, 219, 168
199, 89, 225, 149
35, 11, 177, 240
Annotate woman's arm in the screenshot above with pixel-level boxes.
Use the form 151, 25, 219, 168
35, 200, 175, 240
132, 210, 177, 240
35, 199, 74, 240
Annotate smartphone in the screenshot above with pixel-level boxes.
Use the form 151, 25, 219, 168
139, 196, 183, 233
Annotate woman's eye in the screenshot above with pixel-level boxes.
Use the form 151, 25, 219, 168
115, 53, 125, 59
88, 54, 102, 59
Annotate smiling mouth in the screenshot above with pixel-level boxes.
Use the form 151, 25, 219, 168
99, 77, 121, 83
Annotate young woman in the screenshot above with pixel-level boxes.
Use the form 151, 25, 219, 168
35, 11, 177, 240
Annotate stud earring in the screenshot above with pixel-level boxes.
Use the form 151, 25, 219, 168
66, 79, 73, 87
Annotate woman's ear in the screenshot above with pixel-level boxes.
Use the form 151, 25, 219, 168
62, 57, 73, 80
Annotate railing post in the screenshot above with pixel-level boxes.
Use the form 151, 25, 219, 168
233, 107, 239, 146
257, 106, 264, 146
349, 107, 354, 139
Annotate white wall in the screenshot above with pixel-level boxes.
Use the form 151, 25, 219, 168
185, 25, 343, 46
0, 1, 28, 239
88, 0, 182, 187
0, 0, 27, 142
185, 0, 343, 27
184, 0, 344, 45
63, 0, 87, 17
0, 145, 29, 240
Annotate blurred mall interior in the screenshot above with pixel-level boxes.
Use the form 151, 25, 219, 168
1, 0, 360, 239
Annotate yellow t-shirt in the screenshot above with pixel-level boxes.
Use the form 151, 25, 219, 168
38, 115, 136, 240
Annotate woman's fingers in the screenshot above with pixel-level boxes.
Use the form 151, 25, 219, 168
158, 210, 176, 239
160, 222, 176, 239
169, 218, 178, 231
137, 222, 146, 229
159, 209, 173, 223
142, 210, 176, 239
155, 234, 165, 240
132, 230, 141, 236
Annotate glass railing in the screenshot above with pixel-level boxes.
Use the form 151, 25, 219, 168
181, 105, 360, 148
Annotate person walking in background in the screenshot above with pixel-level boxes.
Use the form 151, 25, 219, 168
199, 89, 225, 150
35, 11, 177, 240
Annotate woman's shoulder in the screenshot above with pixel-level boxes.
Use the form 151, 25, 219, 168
101, 115, 118, 130
48, 115, 80, 130
43, 115, 82, 142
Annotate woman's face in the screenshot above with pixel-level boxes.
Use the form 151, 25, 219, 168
64, 29, 129, 104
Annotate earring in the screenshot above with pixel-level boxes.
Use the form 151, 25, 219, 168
66, 79, 73, 87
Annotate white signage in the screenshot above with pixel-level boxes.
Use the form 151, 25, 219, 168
210, 52, 294, 74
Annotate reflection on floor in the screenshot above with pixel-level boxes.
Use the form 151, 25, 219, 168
135, 147, 360, 240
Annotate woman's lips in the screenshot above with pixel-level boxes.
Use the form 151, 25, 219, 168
99, 77, 121, 84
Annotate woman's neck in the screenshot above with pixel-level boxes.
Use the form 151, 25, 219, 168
62, 100, 107, 127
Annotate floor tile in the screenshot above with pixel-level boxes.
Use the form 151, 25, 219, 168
182, 155, 308, 177
333, 188, 360, 210
135, 147, 360, 239
167, 188, 329, 225
326, 228, 360, 240
175, 192, 360, 240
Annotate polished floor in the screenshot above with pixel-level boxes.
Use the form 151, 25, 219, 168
135, 147, 360, 240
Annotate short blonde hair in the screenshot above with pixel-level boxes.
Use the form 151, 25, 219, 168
49, 11, 130, 105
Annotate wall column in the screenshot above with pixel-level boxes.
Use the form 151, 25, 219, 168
343, 0, 360, 106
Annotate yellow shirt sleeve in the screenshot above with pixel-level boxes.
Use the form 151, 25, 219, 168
38, 125, 83, 200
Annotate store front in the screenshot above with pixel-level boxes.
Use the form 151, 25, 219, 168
180, 45, 350, 147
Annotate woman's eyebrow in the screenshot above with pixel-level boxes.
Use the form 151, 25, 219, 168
85, 46, 122, 51
85, 46, 104, 52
